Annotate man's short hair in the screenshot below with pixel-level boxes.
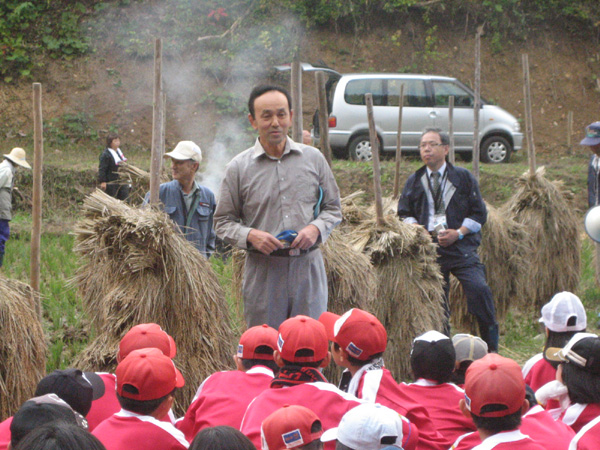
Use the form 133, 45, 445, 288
248, 84, 292, 118
421, 127, 449, 145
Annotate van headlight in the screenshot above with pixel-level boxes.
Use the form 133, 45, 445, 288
513, 121, 521, 132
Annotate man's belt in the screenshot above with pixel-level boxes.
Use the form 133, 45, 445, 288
249, 246, 319, 257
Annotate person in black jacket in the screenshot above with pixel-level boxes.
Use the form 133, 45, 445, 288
398, 128, 498, 352
98, 133, 130, 200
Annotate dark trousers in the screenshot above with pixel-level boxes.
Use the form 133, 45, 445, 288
439, 252, 498, 351
0, 219, 9, 253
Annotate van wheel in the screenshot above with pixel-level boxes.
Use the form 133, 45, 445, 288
480, 136, 512, 163
348, 134, 375, 161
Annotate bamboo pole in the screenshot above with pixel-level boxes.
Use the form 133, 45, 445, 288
448, 95, 455, 165
365, 93, 383, 226
315, 71, 332, 166
472, 28, 482, 181
149, 38, 163, 205
31, 83, 43, 319
392, 84, 405, 199
522, 54, 537, 174
291, 53, 303, 143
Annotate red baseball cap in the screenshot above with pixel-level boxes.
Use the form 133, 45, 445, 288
116, 348, 185, 401
464, 353, 525, 418
319, 309, 387, 361
237, 324, 278, 360
117, 323, 177, 362
277, 316, 328, 364
261, 405, 323, 450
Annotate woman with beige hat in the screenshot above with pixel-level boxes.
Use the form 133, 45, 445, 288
0, 147, 31, 267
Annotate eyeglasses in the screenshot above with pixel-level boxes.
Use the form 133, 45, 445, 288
419, 141, 445, 149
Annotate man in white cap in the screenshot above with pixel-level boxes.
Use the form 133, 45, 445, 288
0, 147, 31, 268
145, 140, 216, 257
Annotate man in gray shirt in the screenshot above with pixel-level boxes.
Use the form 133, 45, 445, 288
215, 85, 342, 328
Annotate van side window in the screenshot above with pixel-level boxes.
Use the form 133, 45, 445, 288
388, 80, 428, 107
432, 81, 473, 107
344, 79, 386, 106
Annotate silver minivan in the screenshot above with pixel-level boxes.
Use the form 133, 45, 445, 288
312, 72, 523, 163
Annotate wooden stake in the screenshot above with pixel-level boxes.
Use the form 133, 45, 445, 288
472, 28, 482, 181
149, 38, 163, 205
31, 83, 43, 319
366, 94, 384, 226
315, 71, 332, 166
393, 84, 405, 199
567, 110, 573, 154
522, 54, 537, 174
291, 53, 303, 143
448, 95, 455, 165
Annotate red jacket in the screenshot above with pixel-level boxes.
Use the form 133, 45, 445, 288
349, 367, 446, 450
522, 354, 556, 392
176, 366, 274, 441
92, 410, 189, 450
397, 379, 476, 448
570, 415, 600, 450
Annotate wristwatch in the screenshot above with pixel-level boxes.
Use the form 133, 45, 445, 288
457, 229, 465, 240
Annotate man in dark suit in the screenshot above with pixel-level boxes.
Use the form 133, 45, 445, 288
398, 128, 498, 351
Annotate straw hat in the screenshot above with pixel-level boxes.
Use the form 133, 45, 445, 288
4, 148, 31, 169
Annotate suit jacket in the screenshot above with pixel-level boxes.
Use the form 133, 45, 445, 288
397, 162, 487, 258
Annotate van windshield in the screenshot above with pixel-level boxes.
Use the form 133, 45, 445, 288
344, 79, 428, 107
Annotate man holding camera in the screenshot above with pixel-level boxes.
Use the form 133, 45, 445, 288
398, 128, 498, 351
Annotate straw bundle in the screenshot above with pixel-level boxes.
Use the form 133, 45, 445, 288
502, 167, 580, 311
0, 276, 46, 418
347, 204, 446, 381
72, 190, 235, 415
116, 162, 170, 204
449, 201, 533, 331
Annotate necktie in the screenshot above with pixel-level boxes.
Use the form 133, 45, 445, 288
431, 172, 445, 214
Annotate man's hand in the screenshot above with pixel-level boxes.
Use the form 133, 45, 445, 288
247, 229, 284, 255
438, 229, 460, 247
100, 182, 107, 191
291, 224, 320, 250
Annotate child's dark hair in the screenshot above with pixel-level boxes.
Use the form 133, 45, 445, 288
543, 326, 583, 369
241, 344, 278, 372
332, 342, 383, 367
116, 388, 175, 416
470, 408, 522, 433
282, 349, 325, 368
561, 362, 600, 404
190, 426, 256, 450
450, 360, 471, 385
410, 339, 456, 384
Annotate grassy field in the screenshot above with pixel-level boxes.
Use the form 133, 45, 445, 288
2, 148, 599, 375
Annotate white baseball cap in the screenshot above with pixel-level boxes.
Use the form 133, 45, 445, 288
164, 141, 202, 163
539, 291, 587, 333
321, 404, 407, 450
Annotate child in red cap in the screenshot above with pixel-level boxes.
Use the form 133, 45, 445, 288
458, 353, 544, 449
92, 348, 188, 450
240, 315, 360, 450
261, 405, 323, 450
176, 324, 278, 441
319, 309, 444, 450
86, 322, 178, 430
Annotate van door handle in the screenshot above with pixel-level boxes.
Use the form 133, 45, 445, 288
429, 110, 437, 118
